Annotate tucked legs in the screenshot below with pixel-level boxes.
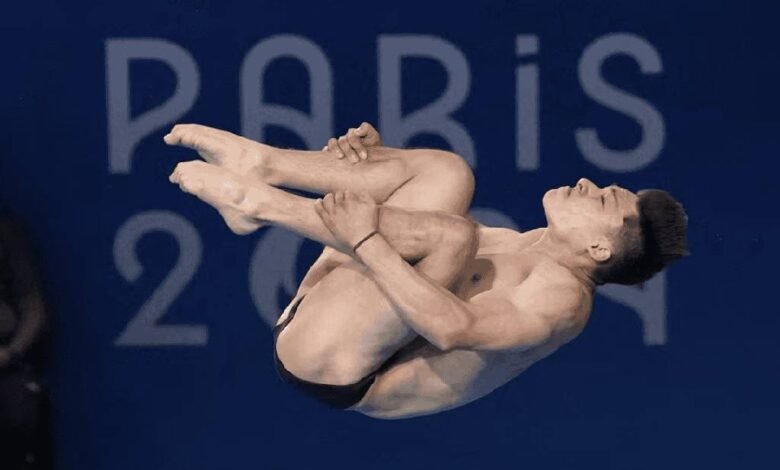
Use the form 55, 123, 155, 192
164, 124, 475, 215
166, 124, 479, 385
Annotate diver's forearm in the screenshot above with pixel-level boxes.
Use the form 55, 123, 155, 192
258, 190, 461, 262
355, 234, 470, 350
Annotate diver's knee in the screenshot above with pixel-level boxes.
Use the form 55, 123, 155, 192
275, 325, 366, 385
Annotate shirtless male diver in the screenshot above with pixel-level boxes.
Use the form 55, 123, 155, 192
164, 122, 688, 419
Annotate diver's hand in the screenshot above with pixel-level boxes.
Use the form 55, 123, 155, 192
314, 190, 379, 253
323, 122, 383, 163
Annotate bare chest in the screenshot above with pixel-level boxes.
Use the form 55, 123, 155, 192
453, 253, 531, 300
453, 228, 543, 300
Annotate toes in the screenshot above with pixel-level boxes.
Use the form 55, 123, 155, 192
171, 161, 252, 210
177, 174, 195, 194
167, 155, 264, 235
173, 160, 209, 173
169, 161, 189, 183
170, 161, 210, 192
165, 124, 225, 162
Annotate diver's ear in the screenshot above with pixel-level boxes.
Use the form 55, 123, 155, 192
588, 236, 613, 263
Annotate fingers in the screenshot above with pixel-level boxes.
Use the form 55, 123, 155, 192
355, 122, 369, 137
315, 193, 342, 230
313, 198, 335, 234
357, 122, 381, 146
316, 191, 348, 216
346, 128, 368, 160
323, 123, 379, 162
313, 197, 326, 217
322, 192, 335, 213
338, 135, 360, 163
356, 122, 376, 140
326, 138, 344, 159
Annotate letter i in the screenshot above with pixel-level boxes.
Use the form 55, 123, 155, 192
515, 35, 540, 171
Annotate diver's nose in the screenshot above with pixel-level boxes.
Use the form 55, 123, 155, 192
576, 178, 597, 191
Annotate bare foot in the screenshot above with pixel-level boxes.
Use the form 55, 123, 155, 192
164, 123, 272, 185
169, 160, 267, 235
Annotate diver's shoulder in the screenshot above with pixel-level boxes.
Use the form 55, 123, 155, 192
527, 260, 590, 306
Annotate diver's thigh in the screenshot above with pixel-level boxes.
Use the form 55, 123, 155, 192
275, 261, 414, 384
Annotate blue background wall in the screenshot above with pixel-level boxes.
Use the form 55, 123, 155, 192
1, 1, 777, 468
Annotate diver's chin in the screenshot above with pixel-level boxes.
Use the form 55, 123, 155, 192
543, 186, 566, 204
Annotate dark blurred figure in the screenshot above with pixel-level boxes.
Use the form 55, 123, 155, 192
0, 209, 51, 469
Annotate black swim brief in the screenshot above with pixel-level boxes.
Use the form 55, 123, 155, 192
273, 295, 399, 409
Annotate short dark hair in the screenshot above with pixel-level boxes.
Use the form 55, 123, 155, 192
594, 189, 689, 285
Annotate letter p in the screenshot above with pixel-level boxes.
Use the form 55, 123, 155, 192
106, 39, 199, 174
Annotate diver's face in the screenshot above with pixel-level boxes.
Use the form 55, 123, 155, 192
543, 178, 639, 242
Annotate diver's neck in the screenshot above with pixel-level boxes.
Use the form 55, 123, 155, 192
526, 228, 598, 290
